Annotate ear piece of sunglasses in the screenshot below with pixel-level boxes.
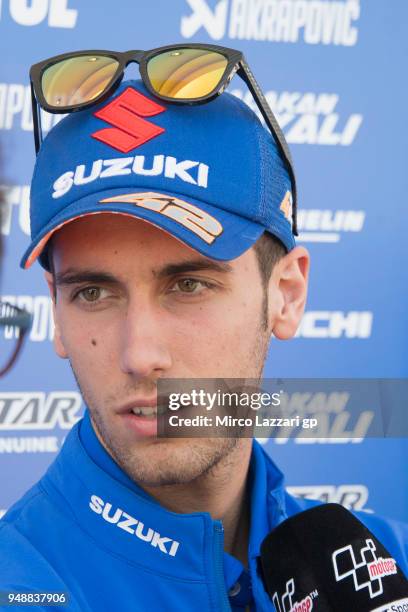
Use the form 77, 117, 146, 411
0, 302, 32, 378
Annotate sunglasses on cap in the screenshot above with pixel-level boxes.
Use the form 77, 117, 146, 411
30, 43, 298, 235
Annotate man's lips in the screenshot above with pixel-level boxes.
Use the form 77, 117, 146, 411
117, 398, 156, 413
115, 397, 201, 437
116, 398, 196, 419
116, 397, 169, 418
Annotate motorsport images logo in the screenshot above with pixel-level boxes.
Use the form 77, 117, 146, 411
181, 0, 360, 46
0, 392, 82, 454
272, 577, 318, 612
332, 539, 397, 599
0, 0, 77, 28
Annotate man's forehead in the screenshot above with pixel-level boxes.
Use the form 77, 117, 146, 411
52, 211, 183, 245
50, 213, 238, 279
51, 213, 198, 261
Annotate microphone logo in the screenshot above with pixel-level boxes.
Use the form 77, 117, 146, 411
272, 578, 317, 612
332, 538, 397, 599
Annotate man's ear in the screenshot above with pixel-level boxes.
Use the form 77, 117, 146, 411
44, 271, 68, 359
269, 246, 310, 340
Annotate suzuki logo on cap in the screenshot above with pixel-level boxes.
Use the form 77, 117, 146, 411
92, 87, 166, 153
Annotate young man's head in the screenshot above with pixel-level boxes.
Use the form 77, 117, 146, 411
21, 80, 309, 487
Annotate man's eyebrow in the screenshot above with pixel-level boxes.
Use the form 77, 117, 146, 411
54, 259, 233, 287
153, 259, 233, 279
54, 270, 120, 286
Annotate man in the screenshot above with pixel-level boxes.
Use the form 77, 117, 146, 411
0, 79, 406, 612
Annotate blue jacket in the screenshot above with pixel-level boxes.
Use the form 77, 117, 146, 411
0, 418, 407, 611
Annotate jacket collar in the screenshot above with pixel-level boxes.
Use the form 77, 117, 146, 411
248, 438, 288, 560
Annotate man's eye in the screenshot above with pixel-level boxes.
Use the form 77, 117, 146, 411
171, 278, 211, 294
76, 287, 106, 303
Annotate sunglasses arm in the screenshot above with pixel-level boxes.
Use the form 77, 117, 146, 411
0, 332, 26, 378
31, 82, 42, 154
237, 59, 298, 235
0, 304, 33, 377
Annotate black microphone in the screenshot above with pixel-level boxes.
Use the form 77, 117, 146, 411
260, 503, 408, 612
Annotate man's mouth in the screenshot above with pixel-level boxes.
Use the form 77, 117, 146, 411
130, 406, 168, 418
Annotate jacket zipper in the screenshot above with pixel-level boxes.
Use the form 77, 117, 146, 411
212, 521, 231, 611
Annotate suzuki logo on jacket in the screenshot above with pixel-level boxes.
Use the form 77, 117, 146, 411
89, 494, 180, 557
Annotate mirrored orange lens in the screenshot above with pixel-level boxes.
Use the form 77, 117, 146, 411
41, 55, 119, 107
147, 48, 228, 99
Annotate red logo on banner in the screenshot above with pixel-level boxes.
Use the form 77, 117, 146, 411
92, 87, 166, 153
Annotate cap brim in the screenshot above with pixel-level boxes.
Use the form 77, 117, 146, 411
20, 187, 268, 269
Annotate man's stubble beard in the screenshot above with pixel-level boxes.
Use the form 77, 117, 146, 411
70, 313, 271, 488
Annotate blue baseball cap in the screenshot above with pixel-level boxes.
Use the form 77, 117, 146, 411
21, 79, 295, 270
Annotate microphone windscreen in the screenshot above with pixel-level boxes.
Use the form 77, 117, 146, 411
260, 503, 408, 611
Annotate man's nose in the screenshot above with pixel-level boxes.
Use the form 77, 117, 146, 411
119, 301, 172, 379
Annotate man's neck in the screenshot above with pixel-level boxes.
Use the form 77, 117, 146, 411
140, 439, 253, 566
89, 413, 253, 566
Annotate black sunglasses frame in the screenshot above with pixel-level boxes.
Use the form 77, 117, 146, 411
30, 43, 298, 235
0, 301, 33, 377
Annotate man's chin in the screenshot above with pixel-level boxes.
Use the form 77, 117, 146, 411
109, 436, 238, 488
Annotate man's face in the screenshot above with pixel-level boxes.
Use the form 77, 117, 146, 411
47, 214, 293, 487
